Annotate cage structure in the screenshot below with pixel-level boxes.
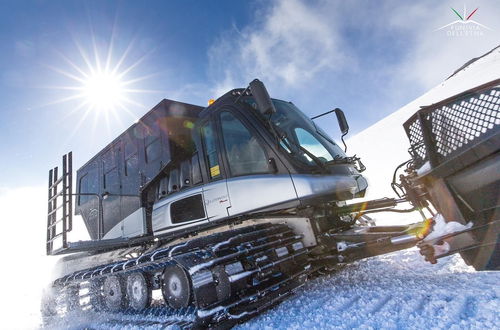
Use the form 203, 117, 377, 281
404, 79, 500, 173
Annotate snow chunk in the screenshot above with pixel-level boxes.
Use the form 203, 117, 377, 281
424, 214, 472, 242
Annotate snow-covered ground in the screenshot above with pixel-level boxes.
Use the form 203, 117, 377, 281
239, 249, 499, 330
45, 249, 500, 329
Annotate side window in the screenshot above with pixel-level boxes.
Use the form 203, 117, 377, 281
201, 122, 221, 180
145, 138, 161, 163
220, 112, 269, 176
78, 163, 98, 205
78, 174, 89, 205
144, 125, 161, 163
124, 137, 138, 176
102, 147, 120, 193
170, 194, 205, 224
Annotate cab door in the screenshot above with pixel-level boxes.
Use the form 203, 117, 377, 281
217, 109, 299, 217
199, 119, 232, 220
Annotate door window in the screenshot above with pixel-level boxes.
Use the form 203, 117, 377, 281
220, 112, 269, 176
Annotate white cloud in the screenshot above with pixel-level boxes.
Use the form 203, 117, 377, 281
208, 0, 350, 95
388, 1, 500, 89
207, 0, 500, 126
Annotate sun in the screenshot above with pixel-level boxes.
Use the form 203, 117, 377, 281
83, 70, 125, 110
44, 33, 160, 140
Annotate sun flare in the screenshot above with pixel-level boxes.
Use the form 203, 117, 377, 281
83, 71, 125, 110
45, 32, 160, 141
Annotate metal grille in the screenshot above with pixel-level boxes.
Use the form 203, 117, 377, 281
404, 82, 500, 168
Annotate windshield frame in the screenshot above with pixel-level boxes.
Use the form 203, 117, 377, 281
243, 97, 347, 169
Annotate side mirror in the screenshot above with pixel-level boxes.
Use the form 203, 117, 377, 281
249, 79, 276, 115
334, 108, 349, 135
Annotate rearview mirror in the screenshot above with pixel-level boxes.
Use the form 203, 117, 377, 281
334, 108, 349, 135
249, 79, 276, 115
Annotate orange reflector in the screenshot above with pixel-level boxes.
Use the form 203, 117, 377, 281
208, 99, 215, 105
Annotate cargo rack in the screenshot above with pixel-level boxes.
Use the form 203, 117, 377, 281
404, 79, 500, 177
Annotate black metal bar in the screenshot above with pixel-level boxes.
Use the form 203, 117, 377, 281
336, 198, 402, 214
47, 169, 53, 255
99, 197, 103, 240
48, 191, 64, 203
62, 154, 68, 249
68, 152, 73, 232
311, 108, 336, 120
51, 167, 58, 251
49, 176, 64, 188
418, 112, 439, 168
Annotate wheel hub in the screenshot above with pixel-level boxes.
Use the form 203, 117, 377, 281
162, 265, 192, 309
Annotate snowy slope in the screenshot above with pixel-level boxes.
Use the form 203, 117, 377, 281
239, 249, 499, 330
348, 45, 500, 225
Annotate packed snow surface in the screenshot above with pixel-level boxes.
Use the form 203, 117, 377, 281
238, 249, 499, 330
47, 249, 499, 329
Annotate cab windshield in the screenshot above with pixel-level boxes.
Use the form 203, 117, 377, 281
245, 98, 346, 166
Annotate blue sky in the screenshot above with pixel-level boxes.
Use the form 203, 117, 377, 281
0, 0, 499, 189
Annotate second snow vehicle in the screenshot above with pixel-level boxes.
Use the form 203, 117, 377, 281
400, 79, 500, 270
43, 79, 498, 328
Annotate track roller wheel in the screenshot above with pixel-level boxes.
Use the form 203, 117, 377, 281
126, 272, 151, 310
103, 275, 126, 311
162, 264, 192, 309
64, 285, 80, 311
89, 279, 104, 311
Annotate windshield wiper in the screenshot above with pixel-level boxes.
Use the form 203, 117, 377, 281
326, 155, 366, 172
260, 112, 328, 173
297, 144, 329, 172
272, 127, 328, 173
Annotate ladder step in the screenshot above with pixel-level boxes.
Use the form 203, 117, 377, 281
49, 176, 64, 188
48, 204, 64, 216
47, 217, 67, 229
47, 232, 65, 243
48, 191, 64, 203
